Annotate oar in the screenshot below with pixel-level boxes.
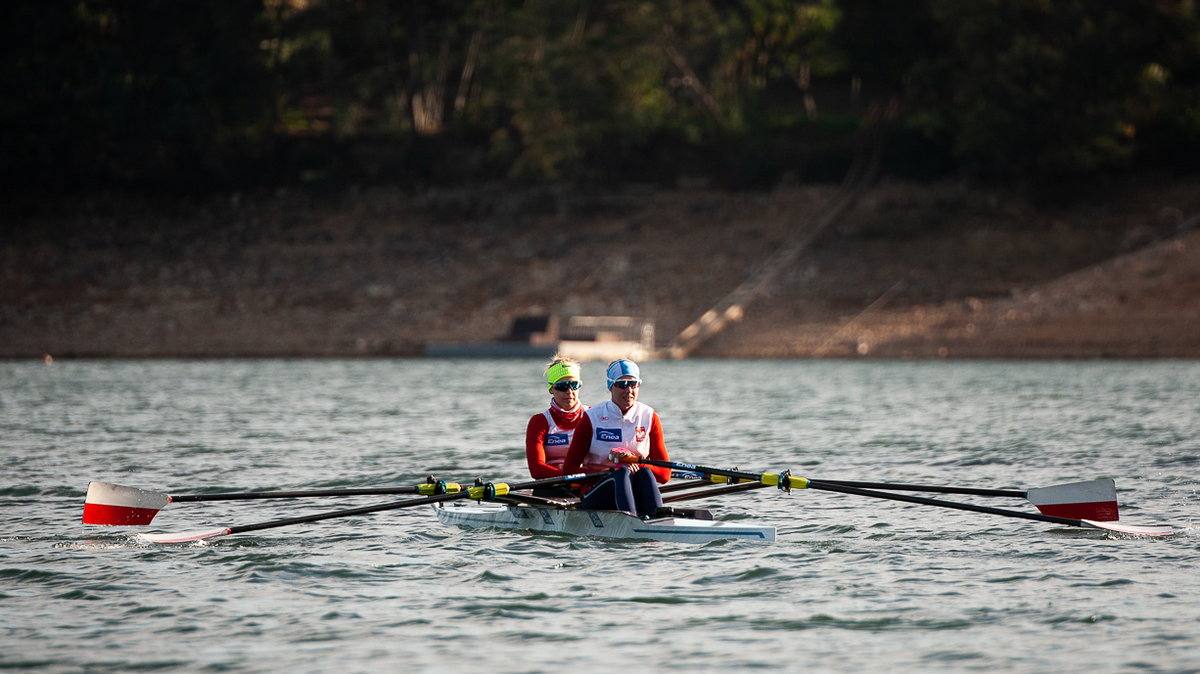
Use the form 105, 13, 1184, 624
787, 478, 1118, 521
136, 471, 611, 544
657, 469, 1116, 514
660, 479, 714, 494
664, 482, 771, 503
86, 475, 706, 528
639, 460, 1174, 537
668, 472, 1118, 520
83, 479, 472, 526
87, 474, 1114, 526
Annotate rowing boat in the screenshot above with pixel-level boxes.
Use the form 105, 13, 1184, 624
83, 464, 1174, 544
433, 501, 776, 543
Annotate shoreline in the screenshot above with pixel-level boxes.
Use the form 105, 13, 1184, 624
5, 179, 1199, 361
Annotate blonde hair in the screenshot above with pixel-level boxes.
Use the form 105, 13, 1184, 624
544, 355, 580, 373
544, 356, 582, 387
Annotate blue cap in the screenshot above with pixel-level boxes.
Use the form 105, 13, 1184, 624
606, 359, 641, 389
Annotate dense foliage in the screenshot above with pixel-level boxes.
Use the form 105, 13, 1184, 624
3, 0, 1197, 191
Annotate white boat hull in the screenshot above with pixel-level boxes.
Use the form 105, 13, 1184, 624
434, 502, 775, 543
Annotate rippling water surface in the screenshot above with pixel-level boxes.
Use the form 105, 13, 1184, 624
2, 359, 1198, 672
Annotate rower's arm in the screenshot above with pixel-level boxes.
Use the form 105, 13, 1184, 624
525, 414, 562, 479
561, 415, 593, 475
645, 413, 671, 484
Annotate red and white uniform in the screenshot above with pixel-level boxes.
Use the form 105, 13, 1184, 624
562, 400, 671, 484
525, 405, 587, 479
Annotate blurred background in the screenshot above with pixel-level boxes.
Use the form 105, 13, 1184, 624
2, 1, 1198, 358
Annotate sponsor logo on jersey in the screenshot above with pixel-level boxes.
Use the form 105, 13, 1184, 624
596, 428, 622, 442
546, 433, 569, 446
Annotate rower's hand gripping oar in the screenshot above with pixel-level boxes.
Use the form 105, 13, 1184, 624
135, 472, 610, 544
84, 479, 476, 526
639, 460, 1174, 537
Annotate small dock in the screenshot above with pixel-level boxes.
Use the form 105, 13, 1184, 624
424, 315, 656, 361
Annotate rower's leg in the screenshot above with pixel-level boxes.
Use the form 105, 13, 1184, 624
581, 469, 637, 515
631, 468, 664, 517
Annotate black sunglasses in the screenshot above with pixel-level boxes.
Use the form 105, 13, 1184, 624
611, 380, 641, 389
551, 380, 582, 392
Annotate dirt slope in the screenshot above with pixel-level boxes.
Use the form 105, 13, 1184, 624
702, 178, 1200, 358
2, 178, 1198, 359
707, 227, 1200, 358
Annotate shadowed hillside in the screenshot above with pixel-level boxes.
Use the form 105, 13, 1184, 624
3, 177, 1198, 359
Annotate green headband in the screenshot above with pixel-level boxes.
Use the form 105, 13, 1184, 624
546, 361, 581, 386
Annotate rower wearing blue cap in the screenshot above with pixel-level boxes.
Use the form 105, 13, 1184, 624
605, 358, 641, 389
562, 359, 671, 517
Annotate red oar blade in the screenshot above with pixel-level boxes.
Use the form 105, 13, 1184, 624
1027, 478, 1119, 521
139, 528, 232, 544
83, 482, 170, 525
1081, 519, 1175, 537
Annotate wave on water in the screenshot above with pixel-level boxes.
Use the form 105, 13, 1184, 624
4, 359, 1200, 672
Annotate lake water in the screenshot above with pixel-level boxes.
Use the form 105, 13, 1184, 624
2, 358, 1198, 672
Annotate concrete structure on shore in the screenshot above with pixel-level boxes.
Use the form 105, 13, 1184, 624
424, 315, 656, 361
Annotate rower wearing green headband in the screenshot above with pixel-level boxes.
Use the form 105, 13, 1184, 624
525, 357, 589, 487
545, 360, 581, 390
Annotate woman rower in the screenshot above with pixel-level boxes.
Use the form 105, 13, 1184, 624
561, 359, 671, 518
525, 357, 588, 494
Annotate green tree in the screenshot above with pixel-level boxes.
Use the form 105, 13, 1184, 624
1, 1, 271, 189
896, 0, 1198, 180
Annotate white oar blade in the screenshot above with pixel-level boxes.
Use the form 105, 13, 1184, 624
139, 528, 232, 544
83, 482, 170, 525
1081, 519, 1175, 537
1027, 478, 1119, 521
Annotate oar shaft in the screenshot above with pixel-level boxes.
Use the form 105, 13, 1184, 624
663, 482, 770, 503
639, 460, 800, 487
164, 480, 1022, 503
805, 479, 1084, 527
169, 485, 458, 502
228, 491, 462, 534
224, 471, 609, 536
659, 480, 713, 494
650, 462, 1026, 498
639, 459, 1088, 528
818, 481, 1026, 498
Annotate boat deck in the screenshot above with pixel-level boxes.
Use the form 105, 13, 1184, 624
434, 500, 775, 543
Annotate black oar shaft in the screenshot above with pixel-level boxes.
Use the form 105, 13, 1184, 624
228, 491, 461, 534
167, 480, 1022, 503
639, 459, 1087, 529
225, 472, 609, 536
805, 479, 1084, 527
664, 482, 770, 503
819, 481, 1026, 498
659, 480, 713, 494
170, 486, 434, 502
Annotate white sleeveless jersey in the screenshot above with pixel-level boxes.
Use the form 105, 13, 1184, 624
540, 409, 580, 468
581, 400, 655, 470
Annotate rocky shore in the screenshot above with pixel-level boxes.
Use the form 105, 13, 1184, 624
3, 177, 1199, 359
